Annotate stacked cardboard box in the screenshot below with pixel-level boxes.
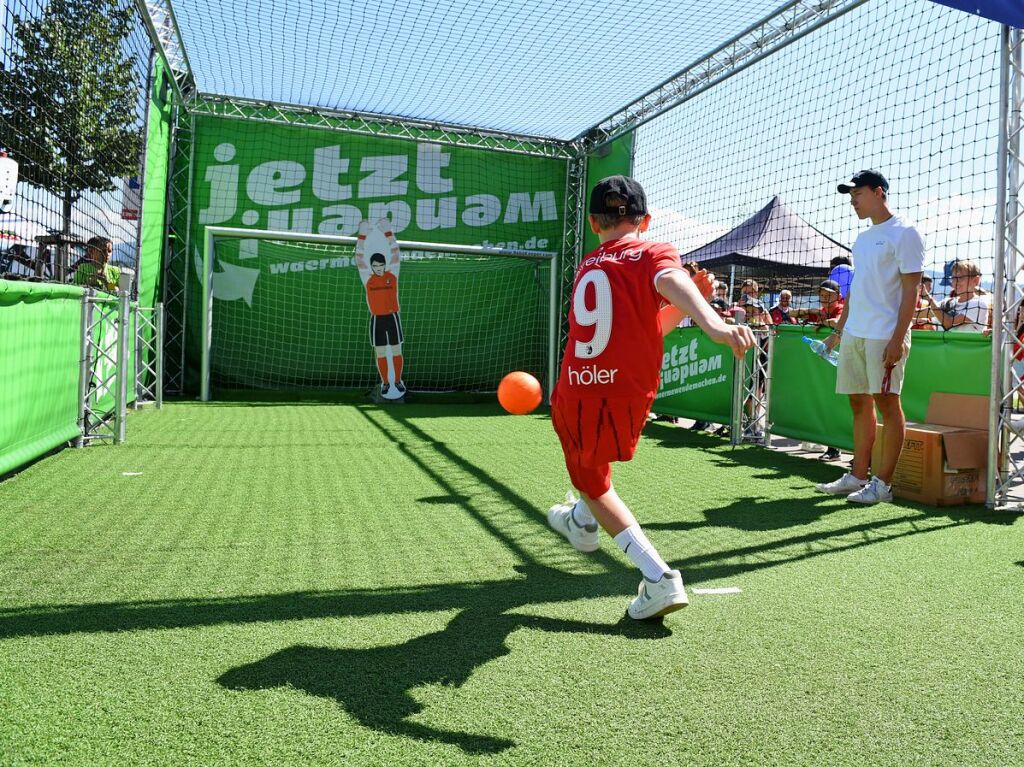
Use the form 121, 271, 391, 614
873, 393, 988, 506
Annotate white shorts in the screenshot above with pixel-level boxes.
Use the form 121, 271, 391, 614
836, 333, 910, 396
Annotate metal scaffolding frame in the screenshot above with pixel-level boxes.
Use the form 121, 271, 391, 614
191, 94, 575, 160
77, 291, 131, 446
731, 328, 775, 448
135, 0, 197, 104
162, 110, 194, 393
558, 151, 588, 355
988, 26, 1024, 509
134, 303, 165, 409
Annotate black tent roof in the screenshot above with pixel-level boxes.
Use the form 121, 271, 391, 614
682, 196, 850, 277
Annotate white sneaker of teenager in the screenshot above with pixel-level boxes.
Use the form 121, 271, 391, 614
847, 476, 893, 504
815, 472, 869, 495
628, 569, 689, 620
547, 493, 599, 553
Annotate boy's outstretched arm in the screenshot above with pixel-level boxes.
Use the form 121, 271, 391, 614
656, 270, 756, 358
656, 264, 713, 334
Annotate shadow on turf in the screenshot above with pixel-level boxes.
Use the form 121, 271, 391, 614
217, 564, 668, 754
9, 405, 1016, 752
0, 511, 989, 643
642, 421, 1017, 526
0, 508, 998, 750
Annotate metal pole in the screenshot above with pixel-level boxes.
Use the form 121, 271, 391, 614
156, 303, 165, 409
1004, 28, 1022, 489
762, 329, 775, 446
202, 226, 557, 260
133, 303, 142, 409
115, 290, 130, 444
730, 348, 745, 446
200, 227, 212, 402
989, 26, 1016, 506
75, 292, 93, 448
547, 252, 558, 403
180, 112, 195, 396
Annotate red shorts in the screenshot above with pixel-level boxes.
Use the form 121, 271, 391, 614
550, 392, 654, 498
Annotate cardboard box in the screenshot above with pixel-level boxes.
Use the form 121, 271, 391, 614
872, 393, 988, 506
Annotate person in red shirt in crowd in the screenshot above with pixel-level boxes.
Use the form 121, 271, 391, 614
769, 289, 798, 325
546, 175, 754, 620
792, 279, 845, 328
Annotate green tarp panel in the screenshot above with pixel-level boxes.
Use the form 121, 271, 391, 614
653, 327, 735, 423
770, 325, 991, 449
136, 57, 174, 387
0, 281, 84, 475
184, 116, 568, 392
583, 135, 634, 254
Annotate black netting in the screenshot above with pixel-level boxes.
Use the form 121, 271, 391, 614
0, 0, 155, 290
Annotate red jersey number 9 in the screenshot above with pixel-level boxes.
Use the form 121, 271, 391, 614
573, 270, 612, 359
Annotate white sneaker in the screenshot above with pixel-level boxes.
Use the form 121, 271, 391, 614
815, 472, 869, 495
847, 476, 893, 504
547, 493, 599, 553
628, 570, 689, 620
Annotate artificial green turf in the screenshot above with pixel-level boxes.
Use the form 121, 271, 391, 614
0, 401, 1022, 766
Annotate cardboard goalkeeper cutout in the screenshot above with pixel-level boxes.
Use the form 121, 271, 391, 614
355, 219, 406, 400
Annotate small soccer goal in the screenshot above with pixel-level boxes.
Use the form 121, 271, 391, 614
198, 226, 558, 401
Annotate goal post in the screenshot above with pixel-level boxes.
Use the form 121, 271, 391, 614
199, 226, 558, 402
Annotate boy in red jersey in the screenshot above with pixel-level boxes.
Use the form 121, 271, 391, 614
355, 219, 406, 397
547, 176, 755, 619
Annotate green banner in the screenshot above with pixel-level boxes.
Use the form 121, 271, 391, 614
136, 57, 173, 385
770, 325, 991, 449
0, 281, 84, 476
653, 327, 735, 422
584, 135, 634, 254
186, 117, 568, 390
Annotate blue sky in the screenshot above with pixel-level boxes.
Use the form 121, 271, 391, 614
170, 0, 787, 140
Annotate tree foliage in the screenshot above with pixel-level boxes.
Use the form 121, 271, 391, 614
0, 0, 142, 218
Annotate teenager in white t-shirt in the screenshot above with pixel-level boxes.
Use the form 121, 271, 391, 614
815, 170, 925, 504
919, 259, 992, 333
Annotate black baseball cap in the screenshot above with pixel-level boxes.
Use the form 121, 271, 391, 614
837, 170, 888, 194
819, 279, 841, 293
589, 175, 648, 216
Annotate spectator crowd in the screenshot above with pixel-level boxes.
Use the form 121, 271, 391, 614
697, 259, 992, 336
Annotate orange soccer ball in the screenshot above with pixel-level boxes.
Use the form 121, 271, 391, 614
497, 371, 543, 415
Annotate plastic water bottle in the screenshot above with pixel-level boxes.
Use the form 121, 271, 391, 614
802, 335, 839, 367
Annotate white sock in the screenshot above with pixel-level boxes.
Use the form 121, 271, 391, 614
570, 499, 595, 528
613, 524, 671, 582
